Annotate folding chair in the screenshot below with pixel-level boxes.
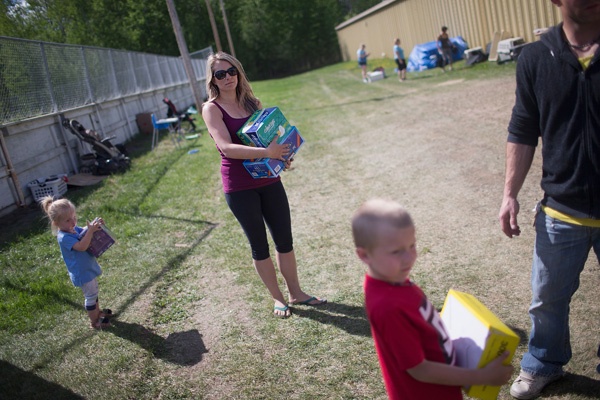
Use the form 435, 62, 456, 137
151, 113, 182, 150
163, 97, 197, 132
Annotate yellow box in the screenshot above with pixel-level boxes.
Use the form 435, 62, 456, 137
440, 289, 519, 400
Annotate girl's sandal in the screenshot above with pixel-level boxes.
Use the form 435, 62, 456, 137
99, 308, 115, 319
91, 317, 112, 330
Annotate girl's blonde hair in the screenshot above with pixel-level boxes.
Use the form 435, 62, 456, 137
204, 51, 260, 114
39, 196, 75, 235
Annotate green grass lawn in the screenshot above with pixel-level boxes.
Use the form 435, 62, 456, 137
2, 59, 599, 399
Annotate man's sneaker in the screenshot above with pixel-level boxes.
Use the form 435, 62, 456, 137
510, 370, 564, 399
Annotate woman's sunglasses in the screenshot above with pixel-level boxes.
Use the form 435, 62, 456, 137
213, 67, 238, 80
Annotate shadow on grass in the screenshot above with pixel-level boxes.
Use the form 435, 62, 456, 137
110, 320, 208, 366
2, 278, 81, 312
0, 360, 84, 399
0, 206, 47, 249
291, 302, 371, 337
114, 219, 217, 313
21, 221, 216, 372
509, 324, 529, 346
542, 372, 600, 398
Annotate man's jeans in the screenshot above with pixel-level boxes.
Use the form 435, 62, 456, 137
521, 210, 600, 376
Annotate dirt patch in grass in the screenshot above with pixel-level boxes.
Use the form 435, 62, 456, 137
281, 72, 599, 398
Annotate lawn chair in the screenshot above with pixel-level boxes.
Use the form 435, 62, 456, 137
151, 113, 183, 150
163, 97, 197, 132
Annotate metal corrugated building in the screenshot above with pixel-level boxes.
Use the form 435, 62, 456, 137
336, 0, 562, 61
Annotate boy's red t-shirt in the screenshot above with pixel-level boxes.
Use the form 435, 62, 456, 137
364, 274, 463, 400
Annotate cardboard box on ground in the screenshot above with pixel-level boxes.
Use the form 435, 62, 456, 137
236, 107, 305, 178
440, 289, 519, 400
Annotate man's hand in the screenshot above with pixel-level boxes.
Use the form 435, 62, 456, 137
266, 140, 290, 161
499, 196, 521, 238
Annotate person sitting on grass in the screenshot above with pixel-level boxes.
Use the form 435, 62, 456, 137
351, 198, 513, 399
40, 196, 113, 330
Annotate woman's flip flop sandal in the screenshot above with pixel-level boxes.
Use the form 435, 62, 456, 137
274, 305, 291, 319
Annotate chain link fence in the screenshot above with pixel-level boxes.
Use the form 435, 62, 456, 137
0, 36, 210, 126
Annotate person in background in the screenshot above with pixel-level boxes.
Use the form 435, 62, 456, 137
201, 52, 326, 319
163, 97, 197, 132
357, 44, 371, 82
498, 0, 600, 398
40, 196, 113, 330
353, 198, 512, 400
437, 26, 454, 71
393, 38, 407, 81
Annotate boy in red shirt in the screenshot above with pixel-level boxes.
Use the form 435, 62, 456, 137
352, 199, 512, 399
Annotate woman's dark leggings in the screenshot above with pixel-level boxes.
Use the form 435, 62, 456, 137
225, 181, 293, 260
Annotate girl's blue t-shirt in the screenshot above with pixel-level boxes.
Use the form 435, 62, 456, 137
58, 227, 102, 287
357, 49, 367, 63
393, 44, 404, 60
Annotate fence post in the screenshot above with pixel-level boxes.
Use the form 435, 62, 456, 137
0, 126, 26, 207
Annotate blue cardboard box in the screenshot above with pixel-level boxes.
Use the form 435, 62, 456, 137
236, 107, 292, 147
243, 126, 304, 178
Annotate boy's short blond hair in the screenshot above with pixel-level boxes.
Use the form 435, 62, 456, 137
352, 199, 414, 250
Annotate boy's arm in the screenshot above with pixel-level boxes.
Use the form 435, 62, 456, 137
407, 351, 512, 387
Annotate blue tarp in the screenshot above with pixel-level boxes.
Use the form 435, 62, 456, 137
407, 36, 469, 72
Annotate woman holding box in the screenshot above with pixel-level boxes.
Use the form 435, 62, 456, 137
202, 52, 326, 318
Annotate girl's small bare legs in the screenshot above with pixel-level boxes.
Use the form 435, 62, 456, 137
253, 258, 290, 317
87, 304, 101, 329
88, 303, 111, 329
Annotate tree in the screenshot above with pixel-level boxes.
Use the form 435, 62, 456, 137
0, 0, 381, 79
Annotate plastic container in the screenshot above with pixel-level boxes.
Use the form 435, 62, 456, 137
28, 175, 68, 202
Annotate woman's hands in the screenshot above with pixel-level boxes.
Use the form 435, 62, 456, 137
266, 140, 291, 160
283, 157, 294, 171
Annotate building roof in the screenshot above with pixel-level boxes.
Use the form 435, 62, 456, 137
335, 0, 400, 31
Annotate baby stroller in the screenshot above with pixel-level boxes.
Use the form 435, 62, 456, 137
163, 97, 197, 132
62, 118, 131, 175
